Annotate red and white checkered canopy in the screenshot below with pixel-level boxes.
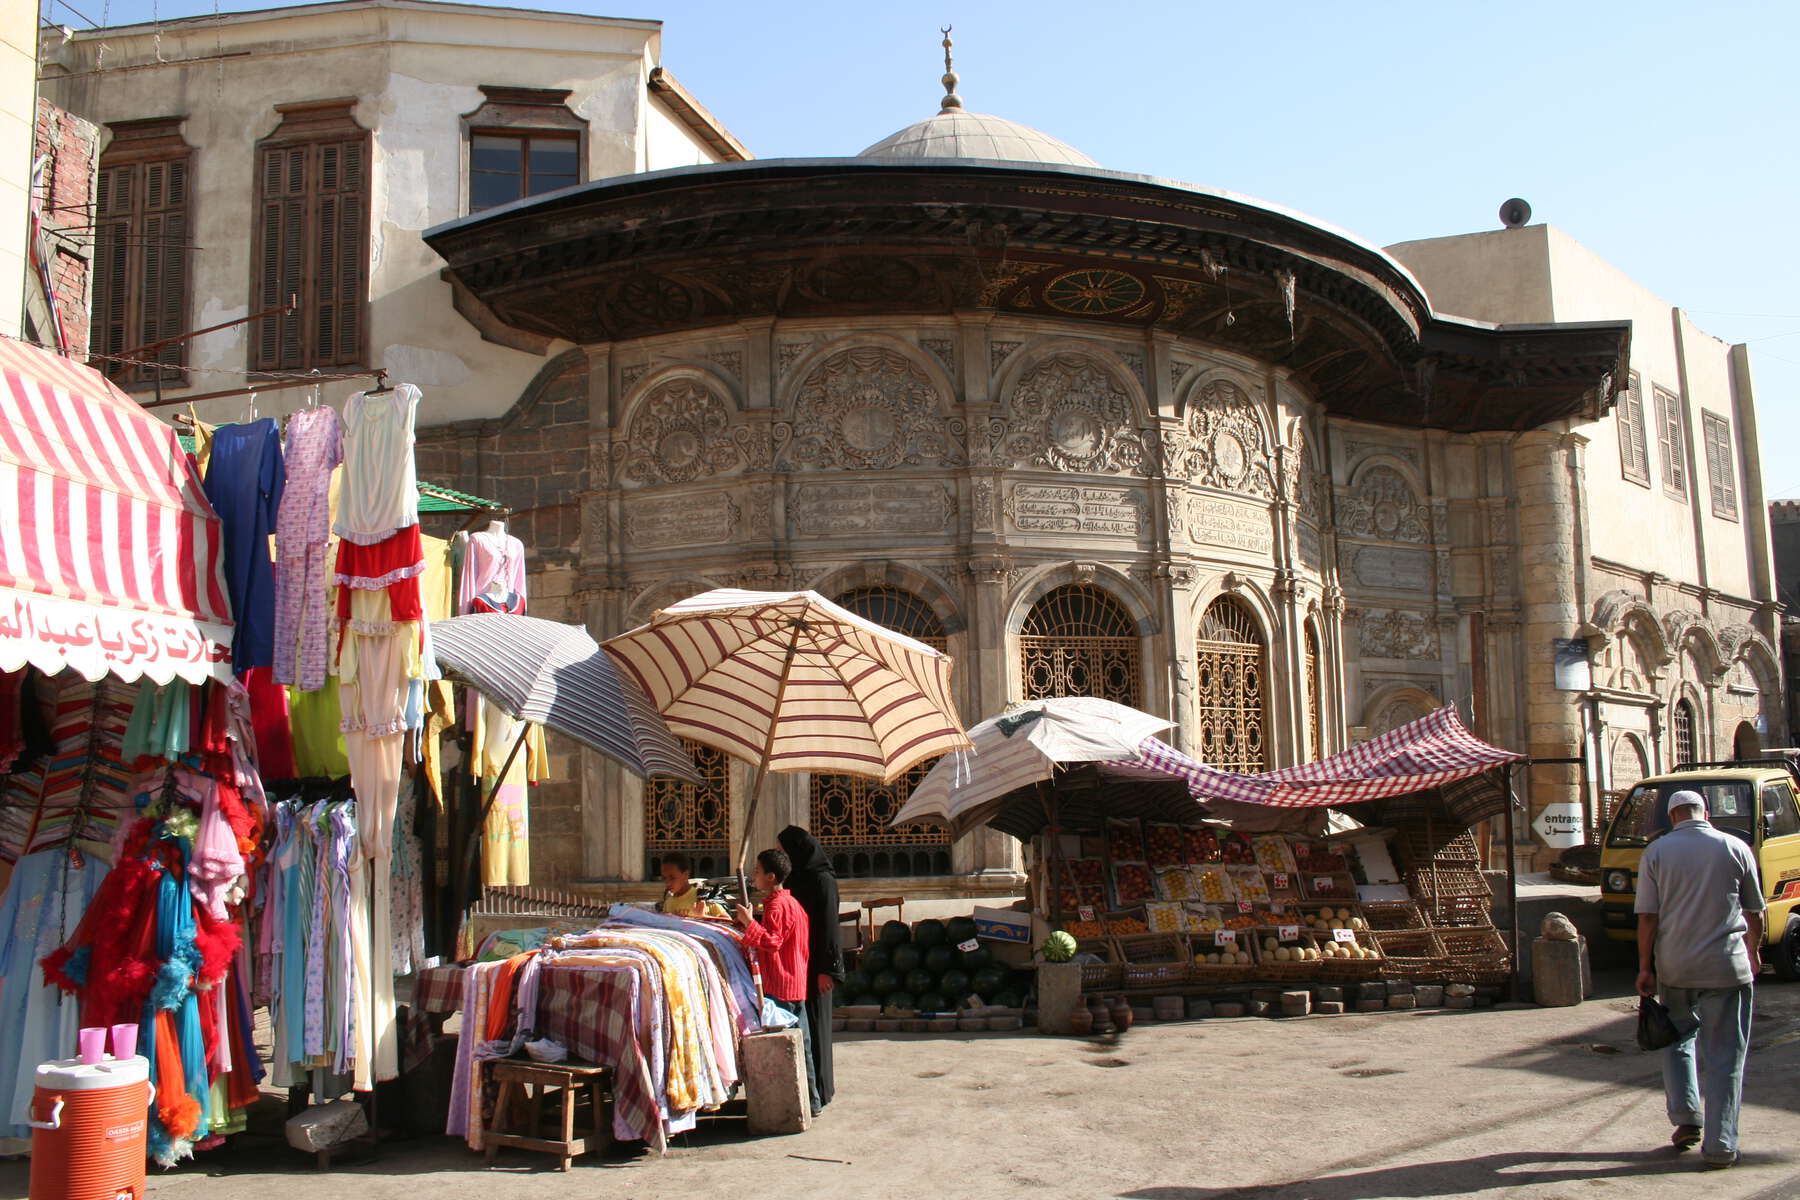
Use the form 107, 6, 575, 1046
0, 339, 232, 683
1132, 706, 1521, 808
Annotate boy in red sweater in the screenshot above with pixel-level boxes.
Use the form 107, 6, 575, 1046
734, 847, 819, 1116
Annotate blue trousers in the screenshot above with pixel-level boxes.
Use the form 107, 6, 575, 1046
1661, 983, 1753, 1159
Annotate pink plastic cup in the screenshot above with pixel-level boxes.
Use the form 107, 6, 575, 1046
77, 1027, 106, 1065
110, 1022, 138, 1060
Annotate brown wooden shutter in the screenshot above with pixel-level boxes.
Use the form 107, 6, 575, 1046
1703, 411, 1737, 518
91, 120, 192, 389
1654, 386, 1685, 493
1617, 371, 1649, 484
91, 163, 134, 378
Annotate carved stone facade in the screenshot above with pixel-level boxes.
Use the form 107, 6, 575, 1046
993, 353, 1147, 474
776, 346, 963, 471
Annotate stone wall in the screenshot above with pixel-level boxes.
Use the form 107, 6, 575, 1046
27, 99, 97, 354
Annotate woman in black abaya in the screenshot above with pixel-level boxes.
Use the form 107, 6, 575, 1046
777, 825, 843, 1110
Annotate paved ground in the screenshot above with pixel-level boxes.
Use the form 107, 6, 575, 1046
5, 970, 1797, 1199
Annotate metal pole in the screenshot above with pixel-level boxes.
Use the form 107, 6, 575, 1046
735, 620, 805, 902
460, 723, 531, 891
1502, 763, 1522, 1002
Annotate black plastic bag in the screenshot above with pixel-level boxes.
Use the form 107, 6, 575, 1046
1637, 995, 1679, 1051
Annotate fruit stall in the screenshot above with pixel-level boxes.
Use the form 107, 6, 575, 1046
832, 915, 1036, 1034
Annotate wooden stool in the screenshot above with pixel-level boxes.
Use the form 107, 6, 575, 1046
861, 896, 904, 945
482, 1060, 612, 1172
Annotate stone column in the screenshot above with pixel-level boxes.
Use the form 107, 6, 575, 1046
956, 558, 1024, 880
1514, 430, 1587, 870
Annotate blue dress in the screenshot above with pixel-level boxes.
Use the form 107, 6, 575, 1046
203, 420, 285, 671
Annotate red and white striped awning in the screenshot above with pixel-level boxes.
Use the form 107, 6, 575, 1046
1130, 706, 1521, 808
0, 339, 232, 684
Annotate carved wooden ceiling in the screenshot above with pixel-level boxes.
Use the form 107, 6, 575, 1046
425, 160, 1630, 433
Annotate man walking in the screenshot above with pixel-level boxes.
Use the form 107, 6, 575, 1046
1635, 788, 1765, 1168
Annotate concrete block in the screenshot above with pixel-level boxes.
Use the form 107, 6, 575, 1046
1315, 1001, 1345, 1015
1534, 938, 1584, 1004
1414, 985, 1444, 1008
743, 1029, 812, 1135
1445, 995, 1475, 1009
1213, 1002, 1245, 1018
1311, 986, 1343, 1004
1356, 998, 1385, 1013
1445, 983, 1476, 998
1251, 989, 1283, 1006
1153, 996, 1185, 1022
1034, 963, 1084, 1036
1388, 994, 1418, 1011
1185, 999, 1215, 1020
1280, 991, 1311, 1017
285, 1099, 367, 1153
1385, 980, 1415, 997
1247, 1000, 1271, 1018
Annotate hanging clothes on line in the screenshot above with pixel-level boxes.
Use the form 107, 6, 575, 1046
203, 418, 285, 672
273, 405, 342, 693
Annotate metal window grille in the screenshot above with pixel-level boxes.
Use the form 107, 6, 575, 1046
810, 587, 952, 877
1017, 584, 1141, 705
644, 737, 731, 879
1194, 597, 1268, 771
1672, 700, 1696, 768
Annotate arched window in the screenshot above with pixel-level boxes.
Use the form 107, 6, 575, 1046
1018, 584, 1141, 706
1672, 699, 1696, 767
1304, 621, 1323, 762
1604, 733, 1648, 826
643, 737, 731, 880
808, 587, 952, 878
1195, 597, 1268, 772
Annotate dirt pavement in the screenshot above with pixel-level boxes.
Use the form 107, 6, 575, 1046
5, 972, 1797, 1199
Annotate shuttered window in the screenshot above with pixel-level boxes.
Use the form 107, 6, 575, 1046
1702, 410, 1738, 520
1617, 370, 1650, 486
251, 101, 370, 372
1652, 384, 1686, 498
91, 118, 191, 388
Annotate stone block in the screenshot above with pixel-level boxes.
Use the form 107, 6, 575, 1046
1251, 989, 1283, 1006
1315, 1001, 1345, 1015
1280, 991, 1311, 1017
1247, 1000, 1270, 1017
1356, 998, 1386, 1013
1185, 999, 1215, 1020
286, 1099, 368, 1153
1153, 996, 1185, 1022
1444, 995, 1475, 1009
1034, 963, 1084, 1035
1473, 993, 1495, 1008
1414, 985, 1444, 1008
1213, 1002, 1245, 1018
743, 1029, 812, 1135
1130, 1006, 1155, 1026
1385, 980, 1415, 997
1526, 935, 1584, 1007
1311, 986, 1344, 1004
1388, 994, 1418, 1011
1445, 983, 1476, 998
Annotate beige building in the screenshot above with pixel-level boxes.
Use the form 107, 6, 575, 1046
1, 0, 35, 337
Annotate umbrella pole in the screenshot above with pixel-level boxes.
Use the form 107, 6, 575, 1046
461, 724, 531, 891
735, 622, 805, 903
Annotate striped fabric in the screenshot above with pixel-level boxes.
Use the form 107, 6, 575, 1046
890, 696, 1175, 833
1129, 706, 1522, 808
0, 338, 232, 684
0, 673, 135, 862
603, 588, 972, 782
429, 613, 701, 782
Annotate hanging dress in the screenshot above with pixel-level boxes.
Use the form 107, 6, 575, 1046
273, 405, 342, 691
203, 419, 285, 672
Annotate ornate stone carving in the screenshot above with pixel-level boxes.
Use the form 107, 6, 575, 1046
1169, 361, 1190, 393
743, 483, 773, 538
620, 361, 652, 393
1337, 466, 1430, 543
972, 477, 996, 532
1165, 491, 1185, 539
775, 346, 964, 471
991, 340, 1022, 376
581, 496, 609, 562
790, 481, 955, 536
776, 341, 810, 377
707, 348, 744, 379
1187, 495, 1274, 554
1004, 483, 1145, 536
1118, 348, 1147, 390
920, 336, 956, 375
620, 378, 764, 487
626, 492, 739, 548
1285, 428, 1327, 525
994, 353, 1147, 474
1165, 379, 1276, 498
977, 262, 1055, 308
1345, 439, 1421, 470
1348, 546, 1431, 591
1358, 609, 1441, 660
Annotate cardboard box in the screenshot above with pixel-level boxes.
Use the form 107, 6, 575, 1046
973, 906, 1030, 943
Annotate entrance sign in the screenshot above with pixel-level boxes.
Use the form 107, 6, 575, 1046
1532, 801, 1585, 848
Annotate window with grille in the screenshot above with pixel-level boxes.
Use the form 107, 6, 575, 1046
1018, 584, 1141, 706
251, 100, 370, 372
91, 118, 191, 388
1652, 385, 1686, 498
1304, 621, 1322, 761
644, 736, 732, 879
1701, 411, 1738, 520
1194, 597, 1268, 772
810, 587, 952, 877
1617, 371, 1650, 486
1672, 699, 1696, 767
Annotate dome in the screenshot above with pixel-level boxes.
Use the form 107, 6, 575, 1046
859, 109, 1099, 167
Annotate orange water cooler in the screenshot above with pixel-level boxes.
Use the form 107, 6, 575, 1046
27, 1055, 150, 1200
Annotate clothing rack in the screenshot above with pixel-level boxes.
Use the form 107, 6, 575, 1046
141, 368, 390, 410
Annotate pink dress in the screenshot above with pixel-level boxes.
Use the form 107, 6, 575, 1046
273, 406, 342, 691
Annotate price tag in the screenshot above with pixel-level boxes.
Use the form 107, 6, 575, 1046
1332, 928, 1357, 944
1213, 929, 1237, 946
1077, 906, 1095, 923
1235, 900, 1253, 914
958, 938, 980, 953
1278, 924, 1299, 941
1313, 876, 1333, 892
1272, 873, 1289, 890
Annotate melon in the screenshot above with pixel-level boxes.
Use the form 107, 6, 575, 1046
957, 946, 993, 971
880, 919, 912, 946
923, 945, 955, 974
972, 965, 1008, 998
853, 992, 881, 1007
993, 988, 1024, 1010
842, 968, 869, 996
940, 968, 971, 996
885, 990, 916, 1012
859, 946, 891, 976
913, 919, 948, 947
905, 968, 935, 995
871, 969, 901, 995
946, 916, 978, 944
917, 992, 950, 1014
1041, 930, 1078, 962
891, 944, 923, 973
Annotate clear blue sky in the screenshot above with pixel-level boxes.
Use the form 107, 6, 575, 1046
42, 0, 1800, 492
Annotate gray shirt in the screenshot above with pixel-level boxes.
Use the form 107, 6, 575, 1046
1635, 818, 1766, 988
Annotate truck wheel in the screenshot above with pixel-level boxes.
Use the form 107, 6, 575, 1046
1772, 915, 1800, 983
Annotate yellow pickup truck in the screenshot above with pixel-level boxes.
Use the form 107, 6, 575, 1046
1598, 758, 1800, 980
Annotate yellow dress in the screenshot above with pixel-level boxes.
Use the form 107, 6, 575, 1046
472, 700, 547, 886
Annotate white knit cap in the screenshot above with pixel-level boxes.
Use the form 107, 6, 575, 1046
1666, 789, 1705, 816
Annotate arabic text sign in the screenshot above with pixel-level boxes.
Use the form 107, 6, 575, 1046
0, 587, 231, 684
1531, 801, 1586, 849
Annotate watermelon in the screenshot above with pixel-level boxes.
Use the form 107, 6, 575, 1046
957, 946, 993, 972
917, 992, 949, 1014
886, 991, 916, 1012
859, 946, 891, 976
842, 968, 869, 996
871, 969, 901, 995
905, 968, 934, 995
880, 919, 912, 946
914, 919, 947, 947
972, 965, 1008, 998
923, 945, 955, 974
993, 988, 1023, 1010
853, 993, 881, 1007
1042, 931, 1078, 962
940, 968, 971, 997
833, 987, 853, 1008
891, 944, 923, 974
946, 916, 978, 943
